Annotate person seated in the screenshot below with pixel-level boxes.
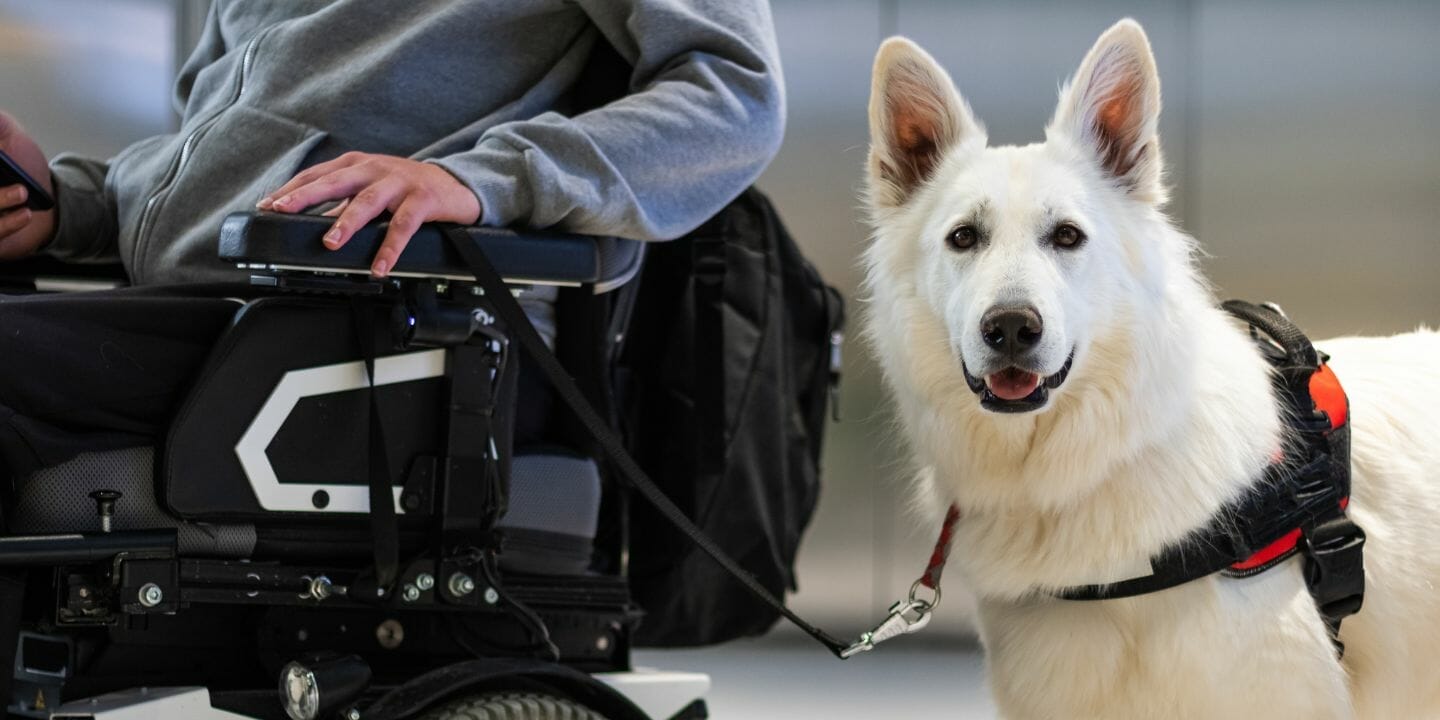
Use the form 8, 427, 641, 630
0, 0, 784, 480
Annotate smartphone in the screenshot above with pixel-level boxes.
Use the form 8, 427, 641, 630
0, 148, 55, 211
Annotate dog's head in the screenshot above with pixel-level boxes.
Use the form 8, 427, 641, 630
863, 20, 1169, 417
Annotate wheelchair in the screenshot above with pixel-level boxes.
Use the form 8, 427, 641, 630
0, 212, 708, 720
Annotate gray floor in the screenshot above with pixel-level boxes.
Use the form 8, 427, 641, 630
634, 629, 996, 719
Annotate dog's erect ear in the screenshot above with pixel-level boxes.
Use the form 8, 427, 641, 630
867, 37, 982, 209
1049, 19, 1164, 202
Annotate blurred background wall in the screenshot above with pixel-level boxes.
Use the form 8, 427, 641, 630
2, 0, 1436, 637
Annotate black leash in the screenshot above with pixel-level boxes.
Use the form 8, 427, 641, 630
441, 226, 854, 659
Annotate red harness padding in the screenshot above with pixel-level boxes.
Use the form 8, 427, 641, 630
1229, 362, 1350, 572
1311, 363, 1349, 430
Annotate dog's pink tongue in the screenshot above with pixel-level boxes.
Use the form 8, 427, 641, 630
987, 368, 1041, 400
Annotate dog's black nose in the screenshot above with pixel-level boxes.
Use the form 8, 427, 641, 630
981, 306, 1043, 352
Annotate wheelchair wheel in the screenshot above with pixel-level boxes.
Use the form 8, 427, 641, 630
418, 691, 609, 720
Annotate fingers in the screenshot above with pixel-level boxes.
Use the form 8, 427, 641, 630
320, 199, 350, 218
0, 184, 27, 212
324, 177, 405, 252
266, 164, 376, 214
0, 206, 33, 237
259, 154, 480, 279
258, 152, 365, 211
372, 195, 433, 277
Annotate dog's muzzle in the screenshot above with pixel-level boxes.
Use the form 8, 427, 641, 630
961, 349, 1074, 413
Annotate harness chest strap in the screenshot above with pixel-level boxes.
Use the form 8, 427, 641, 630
1229, 362, 1350, 574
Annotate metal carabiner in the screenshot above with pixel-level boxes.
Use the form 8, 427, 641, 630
839, 580, 942, 658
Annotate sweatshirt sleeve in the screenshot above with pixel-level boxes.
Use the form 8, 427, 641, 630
430, 0, 785, 242
45, 2, 228, 262
43, 154, 119, 262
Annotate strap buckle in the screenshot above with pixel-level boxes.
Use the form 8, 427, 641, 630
839, 581, 940, 658
1303, 516, 1366, 627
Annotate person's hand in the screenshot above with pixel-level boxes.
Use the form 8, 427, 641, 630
258, 152, 481, 277
0, 112, 56, 261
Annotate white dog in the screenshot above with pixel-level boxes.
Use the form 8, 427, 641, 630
860, 18, 1440, 718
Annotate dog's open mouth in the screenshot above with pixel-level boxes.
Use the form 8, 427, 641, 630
962, 351, 1074, 413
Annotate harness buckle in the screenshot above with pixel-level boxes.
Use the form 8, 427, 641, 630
1303, 516, 1366, 630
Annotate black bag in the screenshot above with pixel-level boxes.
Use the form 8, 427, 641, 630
617, 188, 844, 647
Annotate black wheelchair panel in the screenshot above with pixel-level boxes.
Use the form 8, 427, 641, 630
267, 377, 445, 488
164, 296, 451, 522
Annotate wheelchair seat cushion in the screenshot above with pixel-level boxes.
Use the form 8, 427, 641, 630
9, 448, 602, 576
8, 447, 256, 557
496, 452, 602, 576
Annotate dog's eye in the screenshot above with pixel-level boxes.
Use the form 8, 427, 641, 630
1051, 223, 1086, 249
946, 225, 979, 251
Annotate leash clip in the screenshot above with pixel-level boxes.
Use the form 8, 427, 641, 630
840, 580, 940, 658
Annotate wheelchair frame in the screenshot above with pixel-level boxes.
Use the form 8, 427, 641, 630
0, 214, 704, 720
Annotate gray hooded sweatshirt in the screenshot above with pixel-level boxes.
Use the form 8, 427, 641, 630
45, 0, 785, 285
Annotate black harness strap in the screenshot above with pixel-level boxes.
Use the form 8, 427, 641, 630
441, 226, 853, 659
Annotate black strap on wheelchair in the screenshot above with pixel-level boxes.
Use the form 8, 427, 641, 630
441, 226, 853, 659
350, 298, 401, 595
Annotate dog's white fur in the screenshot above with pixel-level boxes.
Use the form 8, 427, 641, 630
861, 19, 1440, 718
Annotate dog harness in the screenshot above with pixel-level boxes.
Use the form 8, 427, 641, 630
847, 300, 1366, 658
1057, 301, 1365, 651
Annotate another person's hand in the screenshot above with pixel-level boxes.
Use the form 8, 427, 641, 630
259, 153, 481, 277
0, 112, 56, 261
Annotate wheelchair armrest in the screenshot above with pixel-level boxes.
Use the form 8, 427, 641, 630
219, 211, 606, 287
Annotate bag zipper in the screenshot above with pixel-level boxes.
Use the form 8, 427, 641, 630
130, 29, 269, 282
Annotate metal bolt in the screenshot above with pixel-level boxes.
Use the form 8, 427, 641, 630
448, 572, 475, 597
483, 586, 500, 605
415, 573, 435, 591
89, 490, 122, 533
346, 709, 362, 720
307, 576, 333, 601
595, 635, 611, 652
137, 583, 163, 608
401, 584, 420, 603
375, 619, 405, 649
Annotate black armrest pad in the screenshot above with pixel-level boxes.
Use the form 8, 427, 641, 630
218, 211, 600, 285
